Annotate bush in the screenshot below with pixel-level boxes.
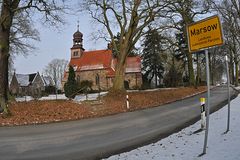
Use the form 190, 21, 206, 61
78, 80, 93, 93
64, 65, 78, 99
45, 86, 56, 94
64, 82, 78, 98
132, 85, 141, 90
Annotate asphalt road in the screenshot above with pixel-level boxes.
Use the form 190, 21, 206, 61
0, 86, 238, 160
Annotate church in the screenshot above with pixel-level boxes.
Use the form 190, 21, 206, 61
62, 28, 142, 91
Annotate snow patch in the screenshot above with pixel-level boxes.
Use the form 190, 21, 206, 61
15, 92, 108, 102
105, 95, 240, 160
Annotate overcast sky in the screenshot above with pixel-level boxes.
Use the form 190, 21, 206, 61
14, 10, 107, 74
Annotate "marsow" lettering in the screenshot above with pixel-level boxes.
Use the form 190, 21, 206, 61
190, 24, 218, 36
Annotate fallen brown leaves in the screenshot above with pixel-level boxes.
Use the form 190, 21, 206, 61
0, 86, 206, 126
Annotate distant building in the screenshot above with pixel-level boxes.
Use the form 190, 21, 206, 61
62, 28, 142, 90
41, 75, 56, 94
10, 72, 45, 96
42, 75, 55, 88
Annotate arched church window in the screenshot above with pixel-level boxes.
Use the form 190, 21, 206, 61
95, 74, 100, 85
77, 75, 80, 83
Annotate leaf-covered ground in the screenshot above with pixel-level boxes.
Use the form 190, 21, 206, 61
0, 86, 206, 126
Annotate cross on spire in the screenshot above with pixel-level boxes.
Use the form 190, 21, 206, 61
77, 20, 79, 31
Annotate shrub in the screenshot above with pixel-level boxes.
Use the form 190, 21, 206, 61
64, 65, 78, 99
78, 80, 93, 93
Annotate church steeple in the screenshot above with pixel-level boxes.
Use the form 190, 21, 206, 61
72, 21, 84, 50
71, 22, 85, 58
77, 20, 80, 31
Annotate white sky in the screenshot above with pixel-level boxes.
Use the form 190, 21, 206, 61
12, 2, 217, 75
106, 92, 240, 160
14, 12, 107, 74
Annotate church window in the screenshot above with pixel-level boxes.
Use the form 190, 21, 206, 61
77, 75, 80, 83
95, 74, 100, 85
73, 51, 79, 56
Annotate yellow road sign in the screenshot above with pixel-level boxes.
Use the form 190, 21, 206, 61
187, 15, 224, 52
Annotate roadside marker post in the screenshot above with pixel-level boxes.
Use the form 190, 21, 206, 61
225, 55, 231, 133
200, 98, 206, 130
126, 95, 129, 109
187, 15, 224, 155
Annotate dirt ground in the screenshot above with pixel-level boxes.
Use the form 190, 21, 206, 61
0, 86, 206, 126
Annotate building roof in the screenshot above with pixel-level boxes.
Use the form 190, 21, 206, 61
73, 30, 83, 38
42, 76, 55, 86
67, 49, 141, 78
125, 56, 142, 73
15, 73, 38, 87
69, 49, 112, 71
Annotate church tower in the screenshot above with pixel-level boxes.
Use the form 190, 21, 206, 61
71, 23, 85, 58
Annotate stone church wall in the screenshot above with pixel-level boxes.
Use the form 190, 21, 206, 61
76, 69, 109, 91
125, 73, 142, 89
62, 71, 142, 91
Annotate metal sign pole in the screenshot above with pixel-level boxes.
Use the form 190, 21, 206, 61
225, 55, 231, 133
203, 49, 210, 154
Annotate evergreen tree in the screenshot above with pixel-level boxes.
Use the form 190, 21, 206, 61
64, 65, 78, 99
164, 57, 183, 87
174, 20, 192, 85
175, 20, 188, 61
142, 28, 164, 88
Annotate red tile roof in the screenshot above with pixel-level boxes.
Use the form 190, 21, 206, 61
68, 49, 141, 77
125, 56, 141, 73
70, 49, 112, 71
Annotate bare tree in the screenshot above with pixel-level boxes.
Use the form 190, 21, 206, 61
10, 12, 40, 56
163, 0, 210, 86
79, 0, 169, 92
0, 0, 67, 116
43, 59, 68, 89
210, 0, 240, 86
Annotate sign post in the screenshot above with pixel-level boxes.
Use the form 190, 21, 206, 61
187, 15, 224, 155
203, 49, 210, 154
225, 56, 231, 133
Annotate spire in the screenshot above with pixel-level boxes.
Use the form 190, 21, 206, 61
77, 20, 79, 31
72, 21, 84, 51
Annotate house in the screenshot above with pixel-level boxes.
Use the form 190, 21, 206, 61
62, 28, 142, 90
42, 75, 55, 87
41, 75, 56, 94
10, 72, 45, 96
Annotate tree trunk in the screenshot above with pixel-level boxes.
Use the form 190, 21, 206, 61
235, 61, 239, 86
111, 60, 126, 92
182, 20, 195, 87
186, 52, 195, 86
230, 54, 234, 84
196, 53, 200, 87
154, 66, 157, 88
0, 44, 10, 115
0, 1, 18, 116
209, 53, 214, 85
110, 46, 127, 93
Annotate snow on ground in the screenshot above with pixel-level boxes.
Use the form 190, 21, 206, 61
39, 94, 68, 100
74, 92, 108, 102
15, 94, 67, 102
15, 96, 34, 102
127, 88, 176, 92
234, 86, 240, 91
15, 92, 108, 102
105, 95, 240, 160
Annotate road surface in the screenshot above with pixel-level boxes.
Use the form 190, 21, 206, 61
0, 86, 238, 160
